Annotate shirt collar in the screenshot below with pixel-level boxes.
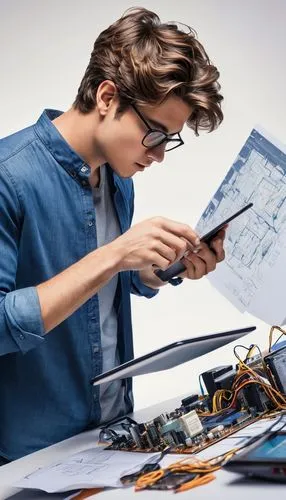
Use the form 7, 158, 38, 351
34, 109, 127, 195
34, 109, 90, 186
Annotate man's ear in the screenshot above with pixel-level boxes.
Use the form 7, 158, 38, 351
96, 80, 118, 116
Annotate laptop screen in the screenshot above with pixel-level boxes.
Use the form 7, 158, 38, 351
245, 434, 286, 460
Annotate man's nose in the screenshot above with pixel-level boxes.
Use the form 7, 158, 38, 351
147, 143, 166, 164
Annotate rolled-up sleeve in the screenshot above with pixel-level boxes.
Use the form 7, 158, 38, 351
130, 270, 159, 298
0, 164, 45, 355
3, 287, 45, 354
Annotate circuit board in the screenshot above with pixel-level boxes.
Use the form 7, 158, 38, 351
103, 409, 272, 455
100, 338, 286, 457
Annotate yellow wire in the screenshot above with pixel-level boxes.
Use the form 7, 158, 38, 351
269, 325, 286, 352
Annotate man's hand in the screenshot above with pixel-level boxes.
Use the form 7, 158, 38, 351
180, 229, 226, 280
109, 216, 201, 272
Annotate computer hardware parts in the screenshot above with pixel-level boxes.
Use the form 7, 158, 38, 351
223, 431, 286, 482
238, 383, 274, 414
201, 409, 252, 430
181, 394, 211, 413
201, 365, 234, 399
264, 345, 286, 394
103, 406, 266, 456
100, 330, 286, 456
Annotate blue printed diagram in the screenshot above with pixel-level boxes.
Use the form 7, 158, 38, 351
196, 128, 286, 314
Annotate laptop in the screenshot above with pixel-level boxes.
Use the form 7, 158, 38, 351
91, 326, 256, 386
224, 428, 286, 482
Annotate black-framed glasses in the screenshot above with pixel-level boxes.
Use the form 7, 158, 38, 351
131, 104, 184, 152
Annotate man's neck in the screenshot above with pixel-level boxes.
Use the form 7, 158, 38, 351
52, 107, 103, 187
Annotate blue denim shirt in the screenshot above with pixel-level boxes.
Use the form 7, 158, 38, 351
0, 109, 158, 460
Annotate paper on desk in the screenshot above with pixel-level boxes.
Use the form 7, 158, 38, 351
15, 448, 161, 493
232, 419, 276, 438
196, 127, 286, 325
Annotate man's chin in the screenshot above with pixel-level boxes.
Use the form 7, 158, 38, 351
109, 166, 134, 178
108, 162, 142, 178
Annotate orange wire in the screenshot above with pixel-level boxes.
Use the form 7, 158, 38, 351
135, 469, 164, 490
175, 473, 215, 492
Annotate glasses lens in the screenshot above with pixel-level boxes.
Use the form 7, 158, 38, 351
165, 140, 183, 152
143, 131, 166, 148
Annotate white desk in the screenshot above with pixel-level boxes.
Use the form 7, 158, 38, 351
0, 395, 284, 500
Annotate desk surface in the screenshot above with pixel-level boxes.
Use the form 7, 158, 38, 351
0, 396, 284, 500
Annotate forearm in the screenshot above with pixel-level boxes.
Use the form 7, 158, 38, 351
37, 244, 121, 333
139, 266, 167, 290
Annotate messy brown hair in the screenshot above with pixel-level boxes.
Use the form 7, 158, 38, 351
73, 7, 223, 134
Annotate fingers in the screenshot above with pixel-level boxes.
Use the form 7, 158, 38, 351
150, 221, 226, 277
181, 255, 205, 280
153, 241, 177, 265
182, 235, 226, 279
157, 230, 189, 261
210, 229, 226, 262
150, 251, 172, 271
115, 215, 226, 273
153, 217, 200, 249
188, 244, 216, 271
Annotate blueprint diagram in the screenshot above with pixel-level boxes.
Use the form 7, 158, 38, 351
196, 128, 286, 324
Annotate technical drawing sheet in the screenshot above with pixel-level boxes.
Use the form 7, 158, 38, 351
196, 127, 286, 325
15, 448, 160, 492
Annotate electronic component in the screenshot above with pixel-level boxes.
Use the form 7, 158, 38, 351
104, 406, 263, 455
101, 335, 286, 458
239, 352, 265, 378
181, 394, 199, 406
215, 369, 236, 392
181, 394, 211, 413
201, 365, 234, 399
201, 409, 251, 430
179, 410, 203, 438
161, 418, 183, 447
238, 384, 273, 414
159, 410, 203, 447
264, 346, 286, 394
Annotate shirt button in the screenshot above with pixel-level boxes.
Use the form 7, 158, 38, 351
19, 334, 24, 340
81, 166, 88, 173
88, 221, 93, 227
70, 171, 76, 178
93, 344, 99, 353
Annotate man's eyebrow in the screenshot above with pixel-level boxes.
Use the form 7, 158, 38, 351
147, 117, 181, 135
147, 117, 169, 133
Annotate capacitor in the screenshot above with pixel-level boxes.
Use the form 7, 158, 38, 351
130, 425, 143, 448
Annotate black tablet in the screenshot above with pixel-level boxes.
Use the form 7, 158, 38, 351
91, 326, 256, 385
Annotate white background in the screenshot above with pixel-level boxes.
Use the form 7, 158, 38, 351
0, 0, 285, 410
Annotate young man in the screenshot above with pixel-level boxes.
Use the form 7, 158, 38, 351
0, 7, 225, 462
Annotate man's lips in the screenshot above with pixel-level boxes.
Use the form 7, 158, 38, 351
136, 162, 151, 169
